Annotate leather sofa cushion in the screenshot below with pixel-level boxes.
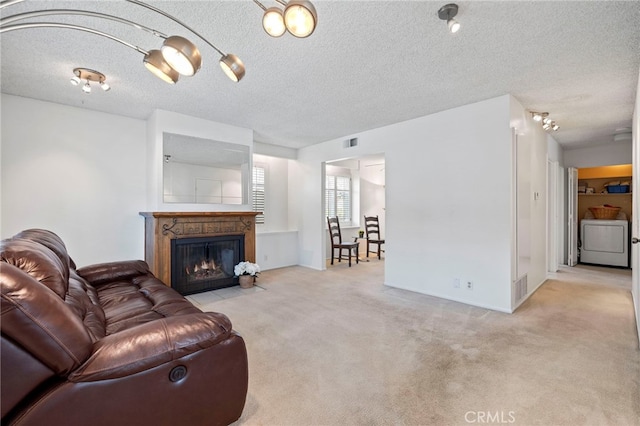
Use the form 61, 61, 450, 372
1, 238, 69, 299
66, 271, 107, 342
1, 263, 93, 375
77, 261, 201, 335
14, 228, 75, 278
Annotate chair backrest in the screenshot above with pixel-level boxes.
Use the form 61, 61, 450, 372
327, 216, 343, 245
364, 215, 381, 239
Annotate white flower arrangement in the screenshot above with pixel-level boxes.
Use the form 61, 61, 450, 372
234, 261, 261, 277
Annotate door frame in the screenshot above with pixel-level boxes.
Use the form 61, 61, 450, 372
547, 160, 559, 272
567, 167, 578, 267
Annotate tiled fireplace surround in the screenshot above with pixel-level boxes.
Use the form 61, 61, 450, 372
140, 212, 259, 291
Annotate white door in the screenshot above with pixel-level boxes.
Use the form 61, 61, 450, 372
567, 167, 578, 266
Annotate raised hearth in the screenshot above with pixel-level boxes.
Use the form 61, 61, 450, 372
140, 212, 259, 293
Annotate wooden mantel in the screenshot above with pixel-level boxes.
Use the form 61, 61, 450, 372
139, 211, 259, 287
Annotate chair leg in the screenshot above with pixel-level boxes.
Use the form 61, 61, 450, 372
331, 248, 335, 265
356, 245, 359, 264
378, 244, 381, 260
366, 240, 370, 258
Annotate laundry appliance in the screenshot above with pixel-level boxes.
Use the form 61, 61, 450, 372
580, 219, 629, 267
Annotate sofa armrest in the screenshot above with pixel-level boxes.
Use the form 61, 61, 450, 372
76, 260, 151, 286
69, 312, 232, 382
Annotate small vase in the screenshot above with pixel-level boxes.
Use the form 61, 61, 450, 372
239, 275, 254, 289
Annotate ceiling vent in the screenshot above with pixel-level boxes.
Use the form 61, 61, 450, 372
613, 133, 632, 142
344, 138, 358, 148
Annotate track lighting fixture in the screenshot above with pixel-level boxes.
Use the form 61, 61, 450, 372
0, 0, 245, 85
530, 111, 559, 132
253, 0, 318, 38
70, 68, 110, 94
262, 6, 286, 37
438, 3, 460, 34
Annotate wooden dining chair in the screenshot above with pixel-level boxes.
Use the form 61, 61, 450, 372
364, 215, 385, 259
327, 216, 359, 267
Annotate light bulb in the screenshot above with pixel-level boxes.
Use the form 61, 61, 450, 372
70, 76, 81, 86
144, 50, 179, 84
263, 7, 286, 37
100, 81, 110, 91
552, 123, 559, 131
448, 19, 460, 33
284, 0, 317, 38
82, 81, 91, 94
532, 113, 542, 122
161, 36, 201, 76
219, 54, 245, 82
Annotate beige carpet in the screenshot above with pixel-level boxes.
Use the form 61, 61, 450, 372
193, 261, 640, 426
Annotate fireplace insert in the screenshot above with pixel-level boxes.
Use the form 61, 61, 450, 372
171, 235, 244, 295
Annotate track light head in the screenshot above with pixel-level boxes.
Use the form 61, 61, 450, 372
219, 53, 245, 82
531, 111, 548, 122
161, 35, 202, 76
438, 4, 460, 33
284, 0, 318, 38
447, 18, 460, 33
263, 6, 286, 37
144, 49, 180, 84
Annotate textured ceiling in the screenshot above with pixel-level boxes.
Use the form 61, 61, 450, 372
1, 1, 639, 150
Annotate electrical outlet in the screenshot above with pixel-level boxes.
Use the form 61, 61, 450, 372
467, 281, 473, 290
453, 278, 460, 288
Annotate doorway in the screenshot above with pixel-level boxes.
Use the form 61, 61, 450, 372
567, 164, 633, 268
324, 154, 386, 265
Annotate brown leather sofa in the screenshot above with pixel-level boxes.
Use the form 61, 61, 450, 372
1, 229, 248, 426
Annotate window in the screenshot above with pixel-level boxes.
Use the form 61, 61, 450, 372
253, 166, 265, 224
326, 175, 351, 223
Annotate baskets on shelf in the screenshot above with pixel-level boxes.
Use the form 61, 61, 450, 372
606, 184, 629, 193
588, 205, 621, 220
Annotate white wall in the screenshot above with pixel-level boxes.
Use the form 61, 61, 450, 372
254, 154, 299, 270
298, 95, 525, 312
0, 94, 146, 266
359, 157, 386, 238
547, 134, 564, 165
510, 96, 549, 308
564, 142, 632, 168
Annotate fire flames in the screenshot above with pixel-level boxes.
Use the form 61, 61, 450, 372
185, 259, 228, 282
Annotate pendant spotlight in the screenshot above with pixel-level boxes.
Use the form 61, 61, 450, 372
70, 68, 110, 94
530, 112, 559, 132
253, 0, 318, 38
438, 3, 460, 34
0, 0, 245, 85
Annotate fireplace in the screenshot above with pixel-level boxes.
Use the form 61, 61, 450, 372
139, 212, 259, 292
171, 235, 245, 295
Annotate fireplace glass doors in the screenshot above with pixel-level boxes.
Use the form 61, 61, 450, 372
171, 235, 244, 295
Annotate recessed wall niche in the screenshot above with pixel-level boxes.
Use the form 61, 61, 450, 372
163, 132, 250, 205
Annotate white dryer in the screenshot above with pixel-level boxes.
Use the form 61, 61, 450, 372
580, 219, 629, 267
